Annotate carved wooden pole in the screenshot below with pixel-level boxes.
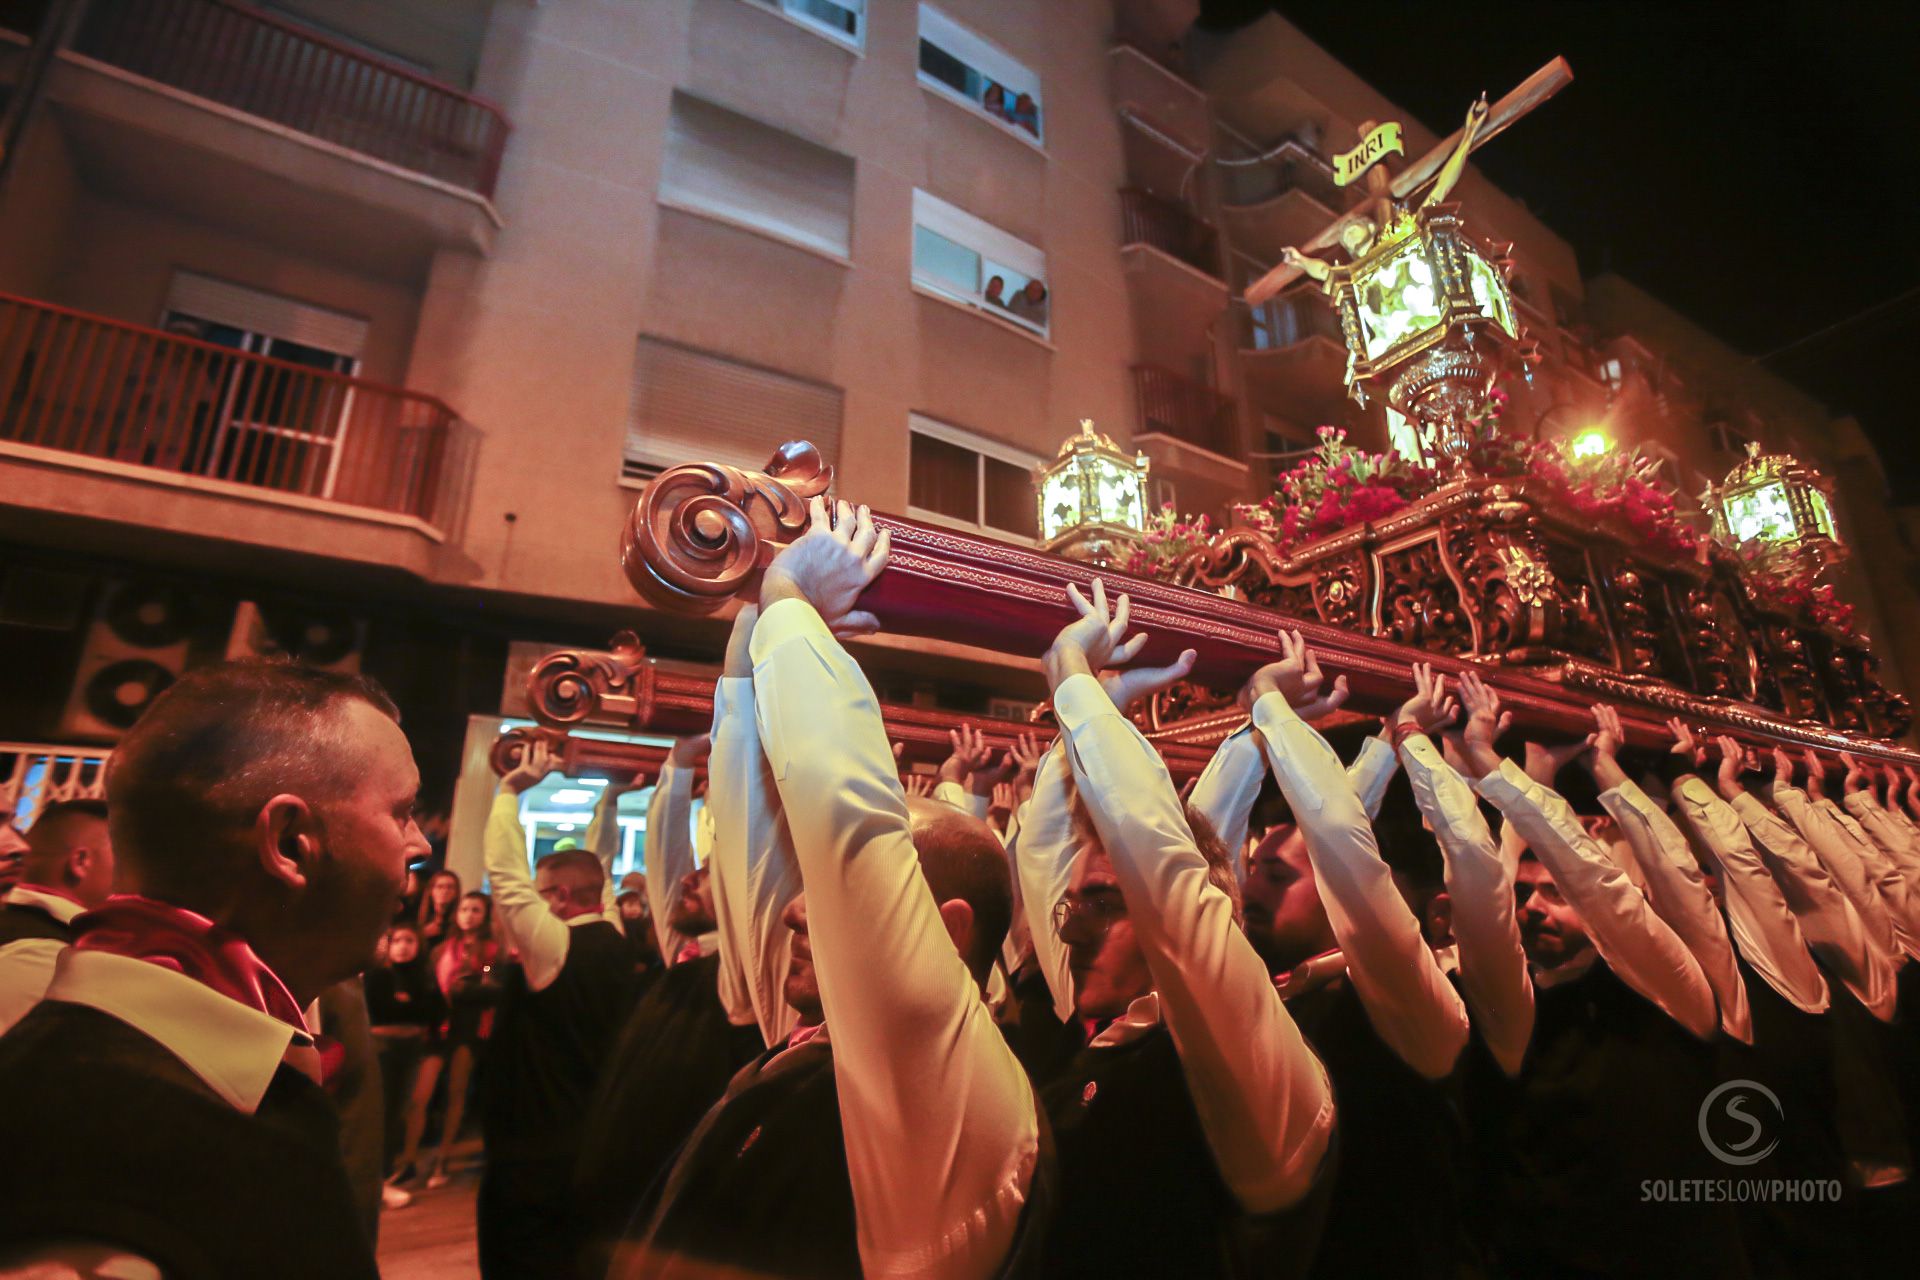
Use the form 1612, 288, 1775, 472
620, 444, 1920, 766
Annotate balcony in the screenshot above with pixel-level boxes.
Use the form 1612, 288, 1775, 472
0, 292, 465, 574
36, 0, 504, 276
1218, 139, 1351, 264
1132, 362, 1241, 464
1236, 291, 1348, 422
1110, 43, 1210, 159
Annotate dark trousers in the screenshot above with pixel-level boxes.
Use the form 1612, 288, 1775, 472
477, 1157, 577, 1280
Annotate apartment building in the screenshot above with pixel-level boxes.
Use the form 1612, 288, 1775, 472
0, 1, 1910, 871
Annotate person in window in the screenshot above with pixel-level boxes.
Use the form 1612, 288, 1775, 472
983, 81, 1009, 120
984, 275, 1008, 309
1010, 92, 1039, 135
1006, 280, 1048, 327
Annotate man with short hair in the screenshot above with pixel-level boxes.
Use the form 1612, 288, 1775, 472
0, 661, 425, 1279
0, 812, 26, 897
480, 740, 638, 1279
0, 798, 113, 1035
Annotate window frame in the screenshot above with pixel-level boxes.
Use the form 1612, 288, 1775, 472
910, 189, 1051, 339
916, 3, 1045, 149
906, 413, 1041, 544
736, 0, 866, 52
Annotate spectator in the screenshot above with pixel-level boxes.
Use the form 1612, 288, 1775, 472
1010, 92, 1040, 135
0, 799, 114, 1036
0, 811, 25, 896
982, 81, 1008, 120
0, 660, 426, 1278
1006, 279, 1048, 327
392, 891, 503, 1191
417, 868, 460, 948
984, 275, 1007, 309
368, 922, 444, 1207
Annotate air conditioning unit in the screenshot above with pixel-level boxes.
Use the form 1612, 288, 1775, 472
55, 581, 205, 741
226, 600, 366, 673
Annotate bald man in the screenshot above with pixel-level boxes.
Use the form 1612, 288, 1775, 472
0, 799, 113, 1035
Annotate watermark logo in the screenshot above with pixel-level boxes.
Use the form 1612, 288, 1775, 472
1698, 1079, 1782, 1167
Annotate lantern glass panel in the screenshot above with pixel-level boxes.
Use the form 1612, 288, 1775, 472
1352, 238, 1445, 361
1725, 482, 1796, 544
1805, 488, 1836, 539
1041, 466, 1082, 541
1095, 461, 1143, 529
1462, 247, 1518, 338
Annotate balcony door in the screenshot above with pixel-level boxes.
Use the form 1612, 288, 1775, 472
161, 272, 367, 500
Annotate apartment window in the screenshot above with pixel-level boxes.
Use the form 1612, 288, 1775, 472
908, 414, 1037, 540
160, 271, 366, 493
744, 0, 865, 48
917, 4, 1042, 143
624, 337, 842, 480
1596, 356, 1624, 392
659, 91, 856, 259
911, 189, 1050, 335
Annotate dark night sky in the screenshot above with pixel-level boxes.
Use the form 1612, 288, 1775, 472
1199, 2, 1920, 499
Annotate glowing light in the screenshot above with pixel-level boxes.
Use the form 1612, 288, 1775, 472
555, 823, 576, 833
1569, 429, 1613, 459
549, 788, 597, 805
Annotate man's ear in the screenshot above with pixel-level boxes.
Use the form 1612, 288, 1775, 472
936, 898, 975, 964
256, 794, 317, 891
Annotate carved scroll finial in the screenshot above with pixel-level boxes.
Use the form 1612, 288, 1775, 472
525, 630, 656, 728
621, 442, 833, 614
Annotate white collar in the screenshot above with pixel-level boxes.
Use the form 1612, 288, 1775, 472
4, 884, 85, 926
1088, 992, 1161, 1048
42, 949, 310, 1113
1532, 948, 1600, 990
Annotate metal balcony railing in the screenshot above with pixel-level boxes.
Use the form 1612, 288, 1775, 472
1, 742, 109, 824
73, 0, 510, 196
1240, 292, 1345, 352
1120, 188, 1219, 277
1131, 363, 1239, 458
0, 292, 461, 526
1218, 138, 1347, 212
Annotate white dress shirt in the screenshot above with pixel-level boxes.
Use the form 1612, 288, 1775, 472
751, 599, 1037, 1280
643, 758, 708, 967
483, 791, 617, 993
1012, 741, 1081, 1024
1769, 784, 1903, 967
1054, 675, 1334, 1212
1597, 779, 1752, 1043
1398, 733, 1535, 1076
1841, 791, 1920, 956
1729, 788, 1895, 1019
933, 780, 995, 824
0, 885, 85, 1036
707, 674, 800, 1045
1665, 780, 1829, 1015
1476, 759, 1718, 1040
1189, 725, 1399, 884
1251, 696, 1469, 1080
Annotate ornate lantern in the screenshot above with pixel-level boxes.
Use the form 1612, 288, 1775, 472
1327, 205, 1534, 463
1701, 442, 1844, 572
1035, 419, 1150, 565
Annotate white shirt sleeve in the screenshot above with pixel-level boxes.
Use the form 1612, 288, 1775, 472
1598, 780, 1752, 1044
1741, 789, 1898, 1019
1054, 675, 1333, 1212
1012, 740, 1080, 1024
1252, 696, 1469, 1080
1771, 786, 1901, 963
484, 789, 571, 992
708, 675, 801, 1045
1347, 733, 1400, 820
644, 759, 697, 966
1188, 725, 1264, 885
584, 787, 625, 930
1397, 732, 1534, 1076
1671, 785, 1829, 1015
1476, 760, 1718, 1040
750, 600, 1037, 1280
1841, 792, 1920, 955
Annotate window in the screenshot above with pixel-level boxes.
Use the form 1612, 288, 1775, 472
624, 337, 842, 480
160, 272, 366, 495
1597, 356, 1624, 392
659, 91, 856, 259
917, 4, 1042, 144
908, 414, 1038, 540
744, 0, 865, 48
911, 189, 1050, 335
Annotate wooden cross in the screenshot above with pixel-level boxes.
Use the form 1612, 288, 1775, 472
1244, 57, 1574, 306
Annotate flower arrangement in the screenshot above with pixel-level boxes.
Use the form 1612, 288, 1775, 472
1270, 426, 1437, 550
1737, 546, 1859, 636
1120, 504, 1218, 580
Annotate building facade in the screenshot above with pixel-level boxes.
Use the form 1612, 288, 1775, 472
0, 1, 1911, 878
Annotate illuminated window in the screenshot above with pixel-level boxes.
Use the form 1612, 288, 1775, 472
743, 0, 864, 48
911, 189, 1050, 335
917, 5, 1043, 144
908, 413, 1038, 540
1597, 357, 1624, 392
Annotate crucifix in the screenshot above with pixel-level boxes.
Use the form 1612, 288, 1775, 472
1244, 57, 1573, 307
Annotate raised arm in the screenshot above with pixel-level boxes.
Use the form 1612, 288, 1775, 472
1458, 675, 1717, 1040
1013, 738, 1079, 1023
1394, 663, 1533, 1076
1772, 749, 1900, 962
585, 770, 645, 928
1838, 753, 1920, 952
708, 605, 801, 1045
1587, 709, 1750, 1043
1251, 634, 1469, 1081
753, 500, 1035, 1279
486, 739, 571, 992
643, 745, 699, 966
1044, 585, 1332, 1211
